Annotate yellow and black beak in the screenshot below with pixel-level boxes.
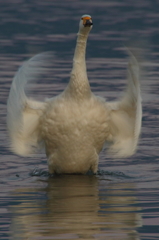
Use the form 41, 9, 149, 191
82, 16, 93, 27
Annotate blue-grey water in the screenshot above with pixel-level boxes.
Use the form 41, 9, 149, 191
1, 0, 159, 239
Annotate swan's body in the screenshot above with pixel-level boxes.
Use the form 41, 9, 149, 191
7, 15, 142, 174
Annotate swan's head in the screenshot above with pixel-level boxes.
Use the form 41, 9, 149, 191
79, 15, 93, 34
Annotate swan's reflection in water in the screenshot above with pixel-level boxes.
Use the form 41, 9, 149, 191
10, 175, 142, 240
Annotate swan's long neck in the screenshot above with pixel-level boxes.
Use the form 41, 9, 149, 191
66, 31, 91, 99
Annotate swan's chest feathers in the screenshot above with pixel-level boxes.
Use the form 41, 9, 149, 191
40, 95, 109, 151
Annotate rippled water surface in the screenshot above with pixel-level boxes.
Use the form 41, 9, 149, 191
1, 0, 159, 239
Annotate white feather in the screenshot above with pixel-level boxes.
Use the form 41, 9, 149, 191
107, 51, 142, 157
7, 15, 142, 174
7, 53, 49, 155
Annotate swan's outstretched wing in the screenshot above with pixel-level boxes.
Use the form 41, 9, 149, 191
7, 53, 51, 156
107, 51, 142, 157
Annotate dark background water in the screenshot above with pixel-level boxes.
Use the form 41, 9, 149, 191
1, 0, 159, 239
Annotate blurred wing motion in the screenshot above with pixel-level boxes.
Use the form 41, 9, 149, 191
7, 53, 52, 156
107, 51, 142, 157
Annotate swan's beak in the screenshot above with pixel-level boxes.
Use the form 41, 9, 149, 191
83, 17, 93, 27
84, 19, 93, 27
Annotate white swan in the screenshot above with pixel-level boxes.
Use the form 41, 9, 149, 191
7, 15, 142, 174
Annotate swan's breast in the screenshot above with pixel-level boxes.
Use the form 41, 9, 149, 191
40, 96, 109, 153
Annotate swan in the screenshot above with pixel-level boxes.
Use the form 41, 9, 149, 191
7, 14, 142, 174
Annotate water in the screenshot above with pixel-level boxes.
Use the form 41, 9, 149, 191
1, 0, 159, 239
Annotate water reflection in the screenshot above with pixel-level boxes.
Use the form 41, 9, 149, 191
10, 175, 142, 240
